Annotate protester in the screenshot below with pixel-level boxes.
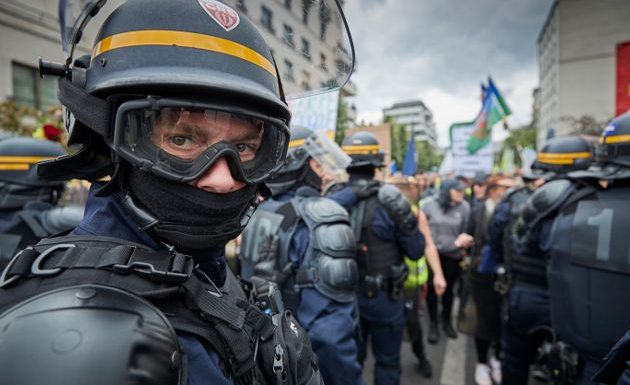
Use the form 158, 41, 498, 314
423, 178, 473, 344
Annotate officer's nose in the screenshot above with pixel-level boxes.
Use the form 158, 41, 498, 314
191, 157, 246, 193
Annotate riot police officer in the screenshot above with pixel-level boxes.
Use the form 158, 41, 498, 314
546, 113, 630, 385
0, 1, 343, 384
502, 136, 594, 385
239, 126, 362, 385
327, 131, 425, 385
0, 136, 83, 268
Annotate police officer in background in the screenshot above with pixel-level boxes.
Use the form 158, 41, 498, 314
239, 126, 362, 385
0, 136, 83, 268
327, 131, 425, 385
546, 112, 630, 385
502, 136, 595, 385
0, 1, 349, 384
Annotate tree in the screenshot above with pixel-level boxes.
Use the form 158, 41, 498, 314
497, 124, 536, 167
560, 114, 610, 136
334, 96, 349, 145
416, 140, 443, 173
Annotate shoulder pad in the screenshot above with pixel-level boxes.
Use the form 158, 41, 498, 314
378, 184, 418, 233
240, 208, 284, 265
298, 197, 350, 229
517, 179, 575, 235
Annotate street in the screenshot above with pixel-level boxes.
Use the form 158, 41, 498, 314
362, 301, 546, 385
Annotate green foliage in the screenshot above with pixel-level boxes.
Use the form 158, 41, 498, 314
387, 116, 408, 167
388, 116, 443, 173
498, 124, 536, 167
335, 96, 349, 145
0, 100, 38, 136
416, 140, 443, 173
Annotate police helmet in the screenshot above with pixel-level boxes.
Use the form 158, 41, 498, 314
42, 0, 290, 184
0, 137, 65, 209
596, 112, 630, 167
342, 131, 385, 171
266, 126, 350, 195
531, 136, 593, 175
0, 285, 182, 385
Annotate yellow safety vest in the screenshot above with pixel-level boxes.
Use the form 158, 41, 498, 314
404, 255, 428, 289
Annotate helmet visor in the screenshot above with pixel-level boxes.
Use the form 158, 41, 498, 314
113, 98, 289, 184
303, 132, 350, 180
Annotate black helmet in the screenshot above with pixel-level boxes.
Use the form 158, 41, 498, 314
531, 136, 593, 175
342, 131, 385, 171
0, 137, 65, 209
596, 112, 630, 167
0, 284, 182, 385
266, 126, 350, 196
42, 0, 290, 184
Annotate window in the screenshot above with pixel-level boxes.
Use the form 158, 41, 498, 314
283, 59, 295, 83
11, 62, 57, 109
301, 70, 311, 91
301, 38, 311, 60
302, 0, 313, 25
320, 53, 328, 72
284, 0, 291, 10
319, 3, 331, 41
235, 0, 247, 13
283, 24, 294, 48
261, 6, 274, 34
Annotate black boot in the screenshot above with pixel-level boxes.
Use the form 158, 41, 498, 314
418, 355, 433, 378
428, 322, 439, 344
443, 320, 458, 339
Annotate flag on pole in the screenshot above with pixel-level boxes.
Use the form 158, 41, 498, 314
389, 160, 397, 175
467, 77, 511, 154
402, 134, 417, 176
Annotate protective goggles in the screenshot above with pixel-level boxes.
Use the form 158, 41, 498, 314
112, 98, 289, 184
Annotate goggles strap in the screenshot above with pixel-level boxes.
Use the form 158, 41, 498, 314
58, 78, 112, 138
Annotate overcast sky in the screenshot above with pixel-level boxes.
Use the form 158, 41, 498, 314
342, 0, 554, 147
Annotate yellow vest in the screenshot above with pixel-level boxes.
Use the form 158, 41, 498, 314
404, 255, 428, 288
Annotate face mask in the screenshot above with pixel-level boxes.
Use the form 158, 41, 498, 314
124, 167, 259, 251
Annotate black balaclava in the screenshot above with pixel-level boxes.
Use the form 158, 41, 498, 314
122, 166, 260, 252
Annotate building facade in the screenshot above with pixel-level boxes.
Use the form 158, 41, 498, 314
383, 100, 438, 147
537, 0, 630, 146
0, 0, 352, 110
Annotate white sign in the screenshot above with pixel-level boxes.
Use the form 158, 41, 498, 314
287, 90, 340, 136
449, 122, 493, 176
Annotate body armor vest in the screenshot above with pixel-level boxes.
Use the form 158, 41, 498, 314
0, 235, 318, 385
352, 189, 403, 278
0, 206, 83, 270
548, 182, 630, 361
502, 187, 532, 268
240, 193, 358, 312
511, 180, 576, 289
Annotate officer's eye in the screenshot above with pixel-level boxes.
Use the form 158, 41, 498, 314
171, 135, 191, 147
235, 143, 258, 161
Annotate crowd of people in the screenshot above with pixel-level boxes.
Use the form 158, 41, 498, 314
0, 1, 628, 385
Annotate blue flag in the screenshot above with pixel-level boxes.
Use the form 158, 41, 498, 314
402, 135, 416, 176
389, 160, 397, 175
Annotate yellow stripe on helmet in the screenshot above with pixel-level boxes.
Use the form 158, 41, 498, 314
0, 156, 54, 163
342, 144, 380, 155
537, 151, 591, 165
288, 138, 306, 148
93, 30, 277, 77
0, 164, 30, 171
601, 134, 630, 144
